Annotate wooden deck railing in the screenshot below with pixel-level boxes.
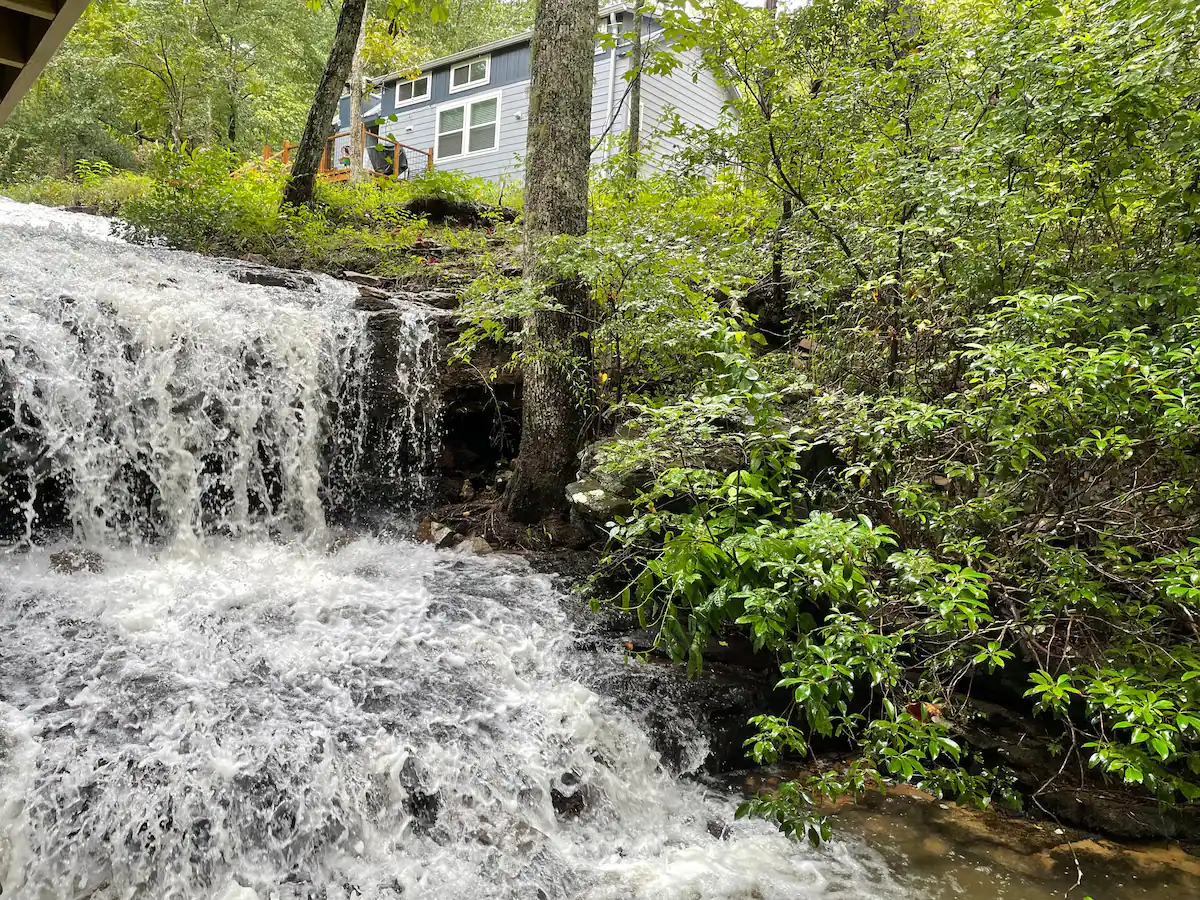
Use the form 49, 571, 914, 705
263, 126, 434, 182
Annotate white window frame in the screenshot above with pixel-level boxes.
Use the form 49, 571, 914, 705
447, 56, 491, 95
434, 91, 502, 162
394, 75, 430, 109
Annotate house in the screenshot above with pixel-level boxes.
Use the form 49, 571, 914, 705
330, 2, 734, 185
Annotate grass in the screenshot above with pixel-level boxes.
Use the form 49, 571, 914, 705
0, 151, 521, 283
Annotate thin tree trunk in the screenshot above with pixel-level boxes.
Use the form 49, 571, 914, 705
283, 0, 368, 207
624, 3, 643, 179
764, 0, 790, 323
503, 0, 599, 523
348, 12, 368, 184
227, 84, 238, 145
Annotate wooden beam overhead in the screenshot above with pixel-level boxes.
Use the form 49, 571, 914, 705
0, 0, 58, 20
0, 23, 28, 70
0, 0, 90, 124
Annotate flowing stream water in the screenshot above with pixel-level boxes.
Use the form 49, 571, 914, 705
0, 199, 1193, 900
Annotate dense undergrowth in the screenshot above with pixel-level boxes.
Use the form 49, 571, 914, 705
547, 0, 1200, 842
1, 150, 518, 279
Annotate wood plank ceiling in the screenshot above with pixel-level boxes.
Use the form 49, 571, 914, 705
0, 0, 92, 125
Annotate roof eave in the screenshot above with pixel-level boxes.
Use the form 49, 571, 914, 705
370, 1, 643, 87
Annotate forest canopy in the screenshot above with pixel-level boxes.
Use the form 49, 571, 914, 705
0, 0, 533, 181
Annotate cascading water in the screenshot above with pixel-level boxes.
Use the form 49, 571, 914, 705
0, 198, 439, 543
5, 199, 1153, 900
326, 306, 443, 520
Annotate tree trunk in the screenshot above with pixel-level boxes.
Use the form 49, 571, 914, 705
624, 3, 643, 179
503, 0, 599, 524
227, 84, 238, 145
283, 0, 368, 207
348, 12, 369, 184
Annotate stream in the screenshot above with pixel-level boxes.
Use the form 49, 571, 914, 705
0, 198, 1193, 899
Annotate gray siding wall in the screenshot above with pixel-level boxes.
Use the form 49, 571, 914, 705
425, 43, 530, 105
336, 42, 531, 129
364, 82, 529, 186
638, 46, 730, 174
327, 11, 728, 183
590, 49, 632, 163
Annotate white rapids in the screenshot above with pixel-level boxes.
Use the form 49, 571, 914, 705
0, 199, 912, 899
0, 539, 905, 900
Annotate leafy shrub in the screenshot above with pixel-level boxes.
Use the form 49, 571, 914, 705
1, 168, 152, 214
453, 170, 769, 400
595, 0, 1200, 842
118, 147, 286, 252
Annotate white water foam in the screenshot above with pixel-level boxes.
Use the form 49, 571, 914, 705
0, 201, 438, 543
0, 538, 906, 900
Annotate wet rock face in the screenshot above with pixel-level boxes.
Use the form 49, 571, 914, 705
568, 602, 785, 776
566, 477, 633, 530
336, 287, 521, 513
49, 549, 104, 574
233, 265, 316, 291
0, 258, 516, 540
952, 697, 1200, 841
326, 295, 446, 516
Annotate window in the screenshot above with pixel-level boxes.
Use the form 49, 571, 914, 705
436, 94, 500, 160
395, 76, 429, 108
448, 56, 490, 94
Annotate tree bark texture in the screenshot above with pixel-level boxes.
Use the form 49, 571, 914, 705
283, 0, 367, 207
348, 12, 368, 184
624, 4, 643, 178
503, 0, 599, 523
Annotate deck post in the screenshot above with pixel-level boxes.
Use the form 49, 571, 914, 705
319, 138, 330, 175
393, 142, 400, 180
281, 141, 292, 165
425, 149, 433, 173
263, 144, 272, 162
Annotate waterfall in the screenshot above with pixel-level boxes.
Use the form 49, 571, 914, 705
0, 200, 916, 900
327, 307, 443, 522
0, 198, 441, 545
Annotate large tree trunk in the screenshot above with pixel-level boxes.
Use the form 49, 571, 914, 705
283, 0, 368, 207
503, 0, 599, 524
624, 3, 643, 178
348, 12, 369, 184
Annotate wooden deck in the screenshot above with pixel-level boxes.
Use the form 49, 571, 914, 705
264, 127, 434, 183
0, 0, 92, 125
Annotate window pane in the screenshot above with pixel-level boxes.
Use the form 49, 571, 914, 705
398, 83, 413, 102
469, 60, 487, 81
468, 123, 496, 153
439, 106, 465, 134
452, 65, 469, 87
438, 132, 463, 158
413, 78, 428, 97
470, 98, 497, 127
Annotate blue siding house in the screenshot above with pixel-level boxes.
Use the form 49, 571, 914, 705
331, 2, 735, 185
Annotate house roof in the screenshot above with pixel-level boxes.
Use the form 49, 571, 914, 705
371, 1, 643, 87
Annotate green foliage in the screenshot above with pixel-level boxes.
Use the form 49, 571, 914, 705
0, 0, 338, 179
1, 167, 153, 214
119, 148, 288, 251
591, 0, 1200, 843
453, 170, 770, 404
0, 0, 532, 182
2, 146, 514, 276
